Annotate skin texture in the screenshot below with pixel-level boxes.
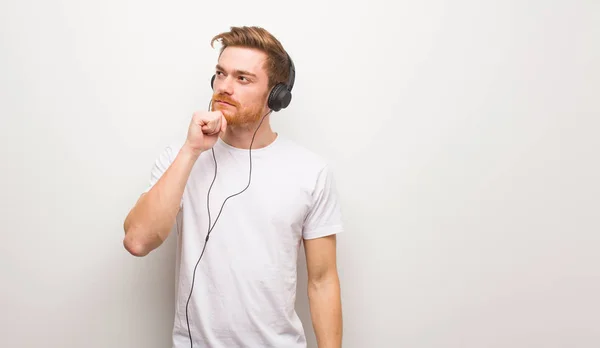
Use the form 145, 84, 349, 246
123, 45, 342, 347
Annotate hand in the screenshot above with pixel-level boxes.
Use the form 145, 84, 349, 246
184, 111, 227, 155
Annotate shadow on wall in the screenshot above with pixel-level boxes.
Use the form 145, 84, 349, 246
295, 242, 318, 348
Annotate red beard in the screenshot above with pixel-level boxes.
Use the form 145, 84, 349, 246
211, 92, 266, 127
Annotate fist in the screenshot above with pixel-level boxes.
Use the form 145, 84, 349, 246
184, 111, 227, 155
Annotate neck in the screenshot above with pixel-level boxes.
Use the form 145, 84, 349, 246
220, 114, 277, 149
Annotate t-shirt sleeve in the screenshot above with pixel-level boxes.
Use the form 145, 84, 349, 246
302, 165, 344, 240
144, 144, 183, 209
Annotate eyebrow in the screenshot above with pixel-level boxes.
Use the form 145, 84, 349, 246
215, 64, 257, 78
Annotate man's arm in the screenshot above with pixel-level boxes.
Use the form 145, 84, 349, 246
304, 234, 342, 348
123, 145, 199, 257
123, 110, 226, 257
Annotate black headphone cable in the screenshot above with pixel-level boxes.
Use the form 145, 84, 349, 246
184, 101, 273, 347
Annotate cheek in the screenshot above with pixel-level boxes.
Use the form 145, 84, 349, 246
241, 93, 262, 109
237, 87, 268, 110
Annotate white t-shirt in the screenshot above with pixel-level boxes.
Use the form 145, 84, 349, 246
145, 134, 344, 348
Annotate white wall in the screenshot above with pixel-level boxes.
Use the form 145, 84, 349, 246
1, 0, 599, 347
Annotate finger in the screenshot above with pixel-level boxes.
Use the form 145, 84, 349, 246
220, 114, 227, 133
211, 116, 222, 134
201, 124, 215, 135
202, 117, 221, 135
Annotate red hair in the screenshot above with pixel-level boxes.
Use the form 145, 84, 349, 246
211, 26, 290, 89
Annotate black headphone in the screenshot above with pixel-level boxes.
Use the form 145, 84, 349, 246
211, 53, 295, 112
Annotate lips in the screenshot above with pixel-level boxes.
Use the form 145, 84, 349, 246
215, 100, 235, 106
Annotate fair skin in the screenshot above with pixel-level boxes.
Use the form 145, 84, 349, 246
123, 46, 342, 347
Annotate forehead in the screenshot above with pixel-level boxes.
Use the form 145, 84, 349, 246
217, 46, 268, 76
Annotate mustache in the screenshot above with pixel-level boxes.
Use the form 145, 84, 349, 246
212, 94, 239, 107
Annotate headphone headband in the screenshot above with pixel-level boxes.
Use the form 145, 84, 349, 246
286, 53, 295, 92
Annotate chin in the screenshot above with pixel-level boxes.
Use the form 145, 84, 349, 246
212, 105, 232, 118
216, 108, 263, 128
224, 115, 239, 126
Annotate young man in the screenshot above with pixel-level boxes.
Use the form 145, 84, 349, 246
123, 26, 343, 348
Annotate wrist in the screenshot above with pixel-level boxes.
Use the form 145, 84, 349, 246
180, 143, 203, 160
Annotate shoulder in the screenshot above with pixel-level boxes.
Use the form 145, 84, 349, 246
271, 136, 340, 193
274, 136, 330, 174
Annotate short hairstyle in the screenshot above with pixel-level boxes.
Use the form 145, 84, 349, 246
211, 26, 290, 89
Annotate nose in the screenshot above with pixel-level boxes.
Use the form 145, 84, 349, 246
215, 75, 234, 95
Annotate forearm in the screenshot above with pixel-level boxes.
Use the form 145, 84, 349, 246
123, 145, 200, 256
308, 274, 343, 348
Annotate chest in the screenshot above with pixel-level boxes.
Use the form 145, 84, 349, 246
182, 153, 313, 244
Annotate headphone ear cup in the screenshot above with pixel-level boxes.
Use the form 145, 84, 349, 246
268, 83, 292, 112
211, 75, 215, 90
280, 90, 292, 109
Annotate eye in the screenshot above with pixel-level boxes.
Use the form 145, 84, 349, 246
238, 76, 247, 81
215, 71, 223, 76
